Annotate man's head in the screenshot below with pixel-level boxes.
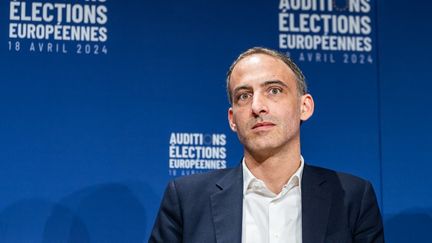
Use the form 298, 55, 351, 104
226, 47, 314, 158
226, 47, 307, 104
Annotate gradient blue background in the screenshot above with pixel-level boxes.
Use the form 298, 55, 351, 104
0, 0, 431, 242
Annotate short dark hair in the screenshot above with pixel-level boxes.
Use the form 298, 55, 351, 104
226, 47, 307, 104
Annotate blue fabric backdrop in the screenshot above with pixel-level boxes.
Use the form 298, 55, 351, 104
0, 0, 431, 242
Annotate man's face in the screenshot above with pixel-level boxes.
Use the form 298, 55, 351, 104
227, 54, 314, 157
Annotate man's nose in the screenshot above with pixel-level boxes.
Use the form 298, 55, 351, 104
251, 94, 268, 116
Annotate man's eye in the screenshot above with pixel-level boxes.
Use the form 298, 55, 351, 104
269, 87, 282, 95
238, 93, 251, 101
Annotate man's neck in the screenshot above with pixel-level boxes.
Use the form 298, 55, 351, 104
244, 144, 301, 194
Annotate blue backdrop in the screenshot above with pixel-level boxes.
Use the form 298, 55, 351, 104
0, 0, 431, 242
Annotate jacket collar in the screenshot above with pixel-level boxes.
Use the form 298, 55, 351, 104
211, 165, 243, 243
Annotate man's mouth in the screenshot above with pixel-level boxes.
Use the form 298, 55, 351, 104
252, 122, 275, 130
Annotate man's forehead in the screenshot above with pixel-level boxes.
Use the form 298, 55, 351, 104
232, 53, 293, 76
230, 54, 295, 87
235, 53, 279, 66
239, 54, 263, 65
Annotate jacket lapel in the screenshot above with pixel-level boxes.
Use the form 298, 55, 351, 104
210, 165, 243, 243
301, 165, 332, 243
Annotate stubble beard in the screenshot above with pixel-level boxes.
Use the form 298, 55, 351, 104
239, 119, 300, 161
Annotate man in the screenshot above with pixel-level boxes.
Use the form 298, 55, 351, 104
149, 47, 384, 243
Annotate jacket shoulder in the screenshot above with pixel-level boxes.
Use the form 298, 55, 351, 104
304, 164, 375, 199
306, 164, 371, 185
169, 166, 240, 198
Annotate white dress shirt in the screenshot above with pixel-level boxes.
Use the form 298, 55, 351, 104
242, 157, 304, 243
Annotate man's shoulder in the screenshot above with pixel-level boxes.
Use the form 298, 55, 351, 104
170, 166, 241, 192
306, 164, 369, 183
305, 164, 375, 197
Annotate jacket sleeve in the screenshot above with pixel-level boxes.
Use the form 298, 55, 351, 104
149, 181, 183, 243
354, 181, 385, 243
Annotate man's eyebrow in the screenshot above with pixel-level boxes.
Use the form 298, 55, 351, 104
232, 85, 252, 95
262, 80, 288, 88
232, 80, 288, 95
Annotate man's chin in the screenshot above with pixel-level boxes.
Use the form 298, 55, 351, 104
244, 141, 277, 155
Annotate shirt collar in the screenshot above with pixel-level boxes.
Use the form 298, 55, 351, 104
242, 156, 305, 196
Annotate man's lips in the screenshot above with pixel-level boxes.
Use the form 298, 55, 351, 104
252, 122, 275, 130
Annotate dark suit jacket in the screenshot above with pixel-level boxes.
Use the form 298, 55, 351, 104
149, 164, 384, 243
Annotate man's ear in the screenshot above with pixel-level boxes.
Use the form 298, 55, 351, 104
228, 107, 237, 132
300, 94, 314, 121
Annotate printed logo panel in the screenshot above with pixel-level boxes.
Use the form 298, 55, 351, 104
278, 0, 375, 64
8, 0, 109, 55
